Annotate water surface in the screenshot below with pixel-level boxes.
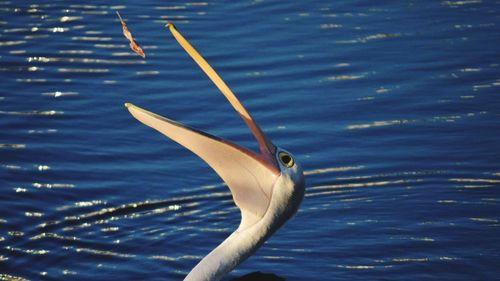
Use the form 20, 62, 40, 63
1, 1, 499, 280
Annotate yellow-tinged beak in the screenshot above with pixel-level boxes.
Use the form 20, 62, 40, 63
125, 102, 279, 222
166, 23, 277, 160
125, 23, 283, 222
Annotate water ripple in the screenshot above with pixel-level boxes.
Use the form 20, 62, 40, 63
41, 91, 79, 98
27, 56, 145, 65
346, 111, 488, 130
0, 110, 63, 116
0, 1, 499, 280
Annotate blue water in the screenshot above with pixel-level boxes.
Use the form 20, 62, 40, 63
1, 1, 499, 280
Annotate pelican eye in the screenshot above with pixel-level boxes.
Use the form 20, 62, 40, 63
278, 151, 294, 168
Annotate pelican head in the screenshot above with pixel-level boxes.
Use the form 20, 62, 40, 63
125, 23, 304, 281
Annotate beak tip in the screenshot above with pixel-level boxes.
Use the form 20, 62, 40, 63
124, 102, 132, 108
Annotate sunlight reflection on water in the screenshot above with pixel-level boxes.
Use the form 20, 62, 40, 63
0, 1, 499, 280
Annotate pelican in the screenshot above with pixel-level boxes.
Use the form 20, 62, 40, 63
125, 23, 305, 281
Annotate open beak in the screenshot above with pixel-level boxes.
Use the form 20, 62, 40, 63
124, 103, 278, 176
125, 24, 280, 223
165, 23, 277, 161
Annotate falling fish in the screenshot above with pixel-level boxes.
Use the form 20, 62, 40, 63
116, 11, 145, 58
